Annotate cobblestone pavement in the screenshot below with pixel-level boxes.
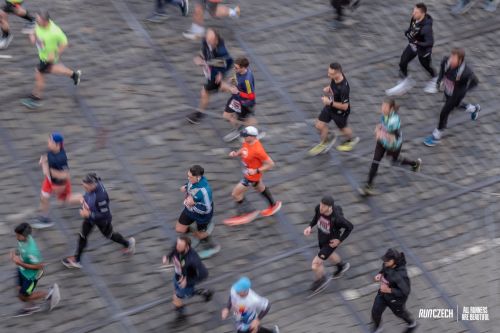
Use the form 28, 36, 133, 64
0, 0, 498, 332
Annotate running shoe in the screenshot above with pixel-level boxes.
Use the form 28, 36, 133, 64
31, 216, 54, 229
200, 288, 213, 302
260, 201, 282, 217
407, 321, 418, 331
332, 262, 350, 279
123, 237, 136, 256
46, 283, 61, 311
308, 142, 327, 156
358, 184, 375, 196
73, 70, 82, 85
234, 6, 241, 17
385, 77, 415, 96
183, 29, 204, 40
322, 134, 337, 153
337, 137, 359, 152
179, 0, 189, 16
186, 111, 205, 124
372, 326, 384, 333
62, 256, 82, 269
423, 135, 440, 147
0, 34, 13, 49
350, 0, 361, 10
12, 306, 41, 317
471, 104, 481, 120
22, 21, 36, 34
310, 276, 327, 291
273, 325, 280, 333
412, 158, 422, 172
423, 77, 439, 94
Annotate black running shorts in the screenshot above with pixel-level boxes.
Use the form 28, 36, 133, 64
37, 60, 53, 74
318, 106, 349, 129
240, 178, 259, 187
178, 208, 212, 231
225, 96, 254, 120
204, 78, 221, 93
317, 241, 337, 260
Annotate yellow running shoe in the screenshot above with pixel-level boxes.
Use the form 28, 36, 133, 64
336, 137, 360, 152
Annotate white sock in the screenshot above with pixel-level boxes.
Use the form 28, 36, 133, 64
432, 128, 442, 140
229, 8, 238, 17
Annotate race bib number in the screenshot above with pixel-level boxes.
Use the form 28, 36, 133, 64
229, 99, 242, 113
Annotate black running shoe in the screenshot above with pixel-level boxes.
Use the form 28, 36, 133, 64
186, 111, 204, 124
332, 262, 350, 279
310, 276, 327, 291
73, 70, 82, 85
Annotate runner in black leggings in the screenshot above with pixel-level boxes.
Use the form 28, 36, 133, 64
62, 173, 135, 268
359, 99, 421, 196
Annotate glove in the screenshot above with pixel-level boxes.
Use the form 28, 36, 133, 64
405, 31, 416, 44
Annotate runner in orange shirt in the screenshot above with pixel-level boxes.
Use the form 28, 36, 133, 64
225, 126, 282, 225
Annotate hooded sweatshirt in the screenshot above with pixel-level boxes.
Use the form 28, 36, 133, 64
405, 14, 434, 56
378, 252, 411, 301
168, 246, 208, 288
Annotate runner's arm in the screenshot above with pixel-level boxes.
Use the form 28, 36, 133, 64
436, 56, 447, 86
16, 261, 44, 270
389, 273, 410, 298
336, 216, 353, 242
308, 205, 320, 228
258, 158, 274, 173
465, 71, 479, 92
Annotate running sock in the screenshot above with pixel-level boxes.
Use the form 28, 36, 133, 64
260, 187, 275, 206
2, 30, 9, 38
432, 128, 442, 140
200, 236, 215, 247
229, 8, 238, 17
175, 305, 185, 314
71, 71, 77, 80
336, 261, 344, 269
190, 23, 204, 34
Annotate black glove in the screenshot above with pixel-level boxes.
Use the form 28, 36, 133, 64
405, 31, 416, 44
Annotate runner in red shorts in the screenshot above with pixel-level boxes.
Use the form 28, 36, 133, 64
32, 132, 81, 229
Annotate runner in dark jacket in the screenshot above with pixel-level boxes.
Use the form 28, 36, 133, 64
304, 196, 353, 291
166, 236, 213, 320
371, 248, 417, 332
424, 47, 480, 147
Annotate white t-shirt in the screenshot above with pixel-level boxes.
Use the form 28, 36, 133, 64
230, 288, 269, 331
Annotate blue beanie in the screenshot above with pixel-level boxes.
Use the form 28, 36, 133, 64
233, 277, 251, 293
51, 132, 64, 144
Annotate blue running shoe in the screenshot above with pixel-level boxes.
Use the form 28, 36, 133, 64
423, 135, 440, 147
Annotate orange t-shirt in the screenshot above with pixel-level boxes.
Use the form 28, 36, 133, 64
240, 140, 270, 182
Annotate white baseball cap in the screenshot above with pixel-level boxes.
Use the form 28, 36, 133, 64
240, 126, 259, 137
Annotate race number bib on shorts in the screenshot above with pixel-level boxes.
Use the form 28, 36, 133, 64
229, 99, 242, 113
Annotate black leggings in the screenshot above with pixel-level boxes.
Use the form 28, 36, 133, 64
437, 94, 467, 130
75, 219, 129, 261
399, 44, 435, 78
371, 293, 413, 328
368, 141, 416, 185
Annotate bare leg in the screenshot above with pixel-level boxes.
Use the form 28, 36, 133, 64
0, 11, 9, 33
312, 256, 325, 280
193, 3, 204, 25
232, 182, 249, 202
315, 120, 329, 142
50, 63, 74, 77
199, 87, 209, 112
33, 69, 45, 98
339, 126, 353, 140
39, 195, 50, 217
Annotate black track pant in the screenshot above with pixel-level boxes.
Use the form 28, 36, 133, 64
368, 141, 416, 185
75, 219, 129, 262
399, 44, 435, 78
438, 94, 468, 130
371, 293, 413, 329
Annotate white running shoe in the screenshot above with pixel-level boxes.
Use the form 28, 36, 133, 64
424, 77, 438, 94
0, 34, 13, 49
385, 77, 415, 96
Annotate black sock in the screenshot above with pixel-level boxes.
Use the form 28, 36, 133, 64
336, 261, 344, 269
71, 71, 76, 80
200, 236, 214, 246
175, 305, 185, 314
260, 187, 275, 206
2, 30, 9, 38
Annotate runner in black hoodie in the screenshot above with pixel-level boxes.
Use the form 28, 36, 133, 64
371, 248, 417, 333
166, 236, 213, 320
387, 3, 438, 96
303, 196, 353, 291
424, 47, 480, 147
